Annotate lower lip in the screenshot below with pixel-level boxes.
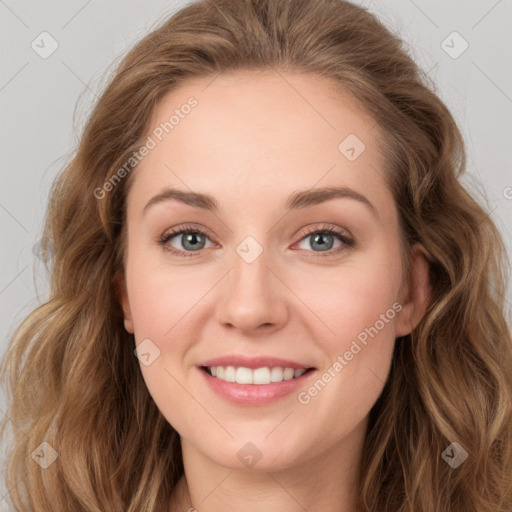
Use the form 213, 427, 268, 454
198, 367, 316, 406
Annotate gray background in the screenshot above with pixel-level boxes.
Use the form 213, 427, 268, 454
1, 0, 511, 508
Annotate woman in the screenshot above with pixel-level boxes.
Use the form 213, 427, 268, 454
1, 0, 511, 510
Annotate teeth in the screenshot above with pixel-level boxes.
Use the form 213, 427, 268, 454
253, 367, 270, 384
206, 366, 310, 384
224, 366, 236, 382
270, 367, 283, 382
236, 367, 253, 384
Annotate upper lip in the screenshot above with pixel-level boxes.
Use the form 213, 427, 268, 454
199, 355, 315, 370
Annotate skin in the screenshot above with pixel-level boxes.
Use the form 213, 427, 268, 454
117, 69, 431, 512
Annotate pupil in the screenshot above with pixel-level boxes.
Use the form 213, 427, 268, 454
313, 233, 333, 251
184, 233, 203, 250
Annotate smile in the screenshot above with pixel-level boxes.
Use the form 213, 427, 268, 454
202, 365, 313, 385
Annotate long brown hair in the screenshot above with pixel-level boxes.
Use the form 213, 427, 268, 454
1, 0, 511, 510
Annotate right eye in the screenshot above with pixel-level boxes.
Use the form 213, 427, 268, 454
158, 226, 216, 257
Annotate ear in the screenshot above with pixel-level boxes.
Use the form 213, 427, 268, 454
114, 271, 134, 334
395, 243, 432, 337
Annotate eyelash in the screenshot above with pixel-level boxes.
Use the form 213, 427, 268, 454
157, 223, 355, 258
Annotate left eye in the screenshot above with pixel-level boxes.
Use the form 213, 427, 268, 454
296, 229, 347, 252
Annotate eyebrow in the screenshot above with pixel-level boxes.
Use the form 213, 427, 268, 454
142, 186, 378, 218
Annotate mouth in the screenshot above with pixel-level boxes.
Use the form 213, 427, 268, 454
197, 355, 317, 404
200, 365, 316, 385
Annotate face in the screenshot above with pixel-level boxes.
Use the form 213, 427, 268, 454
118, 69, 429, 472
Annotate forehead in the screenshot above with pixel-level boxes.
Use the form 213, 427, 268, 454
127, 69, 394, 221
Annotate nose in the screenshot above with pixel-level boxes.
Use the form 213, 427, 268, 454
214, 248, 289, 334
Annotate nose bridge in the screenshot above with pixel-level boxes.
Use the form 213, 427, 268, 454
215, 235, 287, 331
232, 243, 271, 296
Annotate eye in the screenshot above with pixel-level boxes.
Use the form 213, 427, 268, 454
158, 224, 215, 257
158, 223, 355, 257
294, 224, 355, 256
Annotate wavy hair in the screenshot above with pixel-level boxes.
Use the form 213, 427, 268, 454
1, 0, 511, 510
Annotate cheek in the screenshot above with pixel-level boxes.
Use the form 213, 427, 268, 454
125, 258, 207, 430
126, 256, 203, 339
296, 250, 401, 424
294, 248, 402, 350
